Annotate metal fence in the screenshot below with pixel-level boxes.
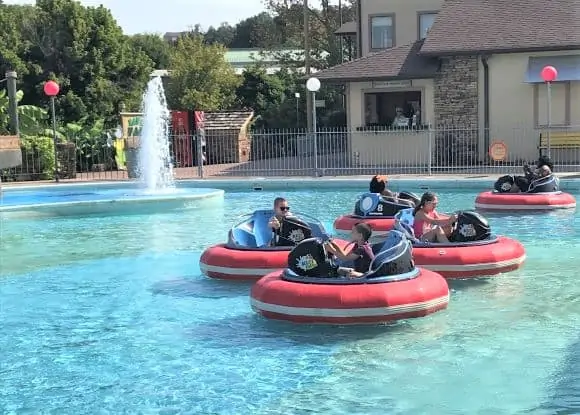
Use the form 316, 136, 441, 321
2, 124, 580, 183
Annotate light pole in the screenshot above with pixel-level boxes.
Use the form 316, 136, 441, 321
294, 92, 300, 127
43, 80, 60, 182
540, 65, 557, 159
306, 77, 320, 175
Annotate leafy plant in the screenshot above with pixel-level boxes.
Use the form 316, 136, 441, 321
0, 89, 49, 135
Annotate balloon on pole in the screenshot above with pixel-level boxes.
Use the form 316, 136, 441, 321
540, 66, 558, 83
540, 66, 557, 159
44, 80, 60, 182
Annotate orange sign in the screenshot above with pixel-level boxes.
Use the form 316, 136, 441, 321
489, 141, 508, 161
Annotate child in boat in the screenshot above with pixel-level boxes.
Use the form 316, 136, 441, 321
413, 192, 457, 243
325, 222, 374, 278
370, 175, 414, 206
369, 174, 397, 199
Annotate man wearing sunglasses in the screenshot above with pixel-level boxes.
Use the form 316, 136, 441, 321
268, 197, 291, 231
268, 197, 293, 246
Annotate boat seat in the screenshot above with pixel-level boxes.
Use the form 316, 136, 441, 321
252, 209, 276, 248
367, 231, 415, 278
393, 208, 419, 242
230, 221, 257, 248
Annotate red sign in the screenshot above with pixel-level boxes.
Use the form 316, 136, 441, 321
171, 111, 192, 167
489, 141, 508, 162
194, 111, 205, 130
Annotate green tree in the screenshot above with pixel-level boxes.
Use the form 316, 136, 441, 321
129, 33, 171, 69
231, 13, 286, 48
0, 3, 36, 75
236, 65, 286, 128
166, 35, 239, 111
17, 0, 153, 124
203, 23, 236, 47
265, 0, 356, 68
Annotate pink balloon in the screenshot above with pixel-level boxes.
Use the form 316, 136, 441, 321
540, 66, 558, 83
43, 80, 60, 96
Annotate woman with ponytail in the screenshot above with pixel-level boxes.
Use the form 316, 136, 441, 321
412, 192, 457, 243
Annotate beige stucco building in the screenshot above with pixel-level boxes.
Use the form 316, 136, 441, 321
320, 0, 580, 167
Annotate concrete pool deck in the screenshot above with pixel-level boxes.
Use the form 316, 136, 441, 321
3, 172, 580, 192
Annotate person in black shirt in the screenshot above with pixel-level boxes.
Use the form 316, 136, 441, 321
267, 197, 290, 245
325, 222, 374, 278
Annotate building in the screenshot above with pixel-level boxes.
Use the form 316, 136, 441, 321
315, 0, 580, 166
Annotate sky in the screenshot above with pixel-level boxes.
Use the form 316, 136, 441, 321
5, 0, 267, 34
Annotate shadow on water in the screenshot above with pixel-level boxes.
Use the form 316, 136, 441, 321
149, 277, 251, 299
532, 335, 580, 414
447, 278, 491, 292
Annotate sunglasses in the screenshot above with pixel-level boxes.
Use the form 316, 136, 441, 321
279, 206, 290, 211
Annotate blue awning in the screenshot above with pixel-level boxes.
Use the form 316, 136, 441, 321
525, 55, 580, 83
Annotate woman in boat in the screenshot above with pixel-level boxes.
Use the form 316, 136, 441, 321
413, 192, 457, 243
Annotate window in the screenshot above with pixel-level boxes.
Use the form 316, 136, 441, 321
418, 12, 437, 39
364, 91, 422, 128
534, 82, 571, 127
370, 15, 394, 50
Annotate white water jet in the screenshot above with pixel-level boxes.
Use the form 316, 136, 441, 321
137, 76, 175, 192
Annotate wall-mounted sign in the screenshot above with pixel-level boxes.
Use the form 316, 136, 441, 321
372, 80, 412, 89
120, 112, 143, 139
489, 141, 508, 161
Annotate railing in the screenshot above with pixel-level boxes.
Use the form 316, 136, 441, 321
2, 125, 580, 183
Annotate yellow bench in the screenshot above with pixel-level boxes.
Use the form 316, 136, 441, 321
538, 131, 580, 156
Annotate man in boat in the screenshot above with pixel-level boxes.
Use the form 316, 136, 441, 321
494, 156, 557, 193
267, 197, 311, 247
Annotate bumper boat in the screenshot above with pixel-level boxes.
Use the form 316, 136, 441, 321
251, 233, 449, 325
333, 191, 420, 242
200, 210, 348, 281
390, 209, 526, 278
475, 174, 576, 211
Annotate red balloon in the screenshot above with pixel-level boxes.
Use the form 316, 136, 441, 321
540, 65, 558, 83
43, 80, 60, 96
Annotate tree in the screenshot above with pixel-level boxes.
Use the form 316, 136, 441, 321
129, 33, 171, 69
203, 23, 236, 47
0, 3, 35, 75
15, 0, 153, 125
166, 35, 239, 111
236, 65, 286, 128
265, 0, 356, 68
231, 13, 286, 48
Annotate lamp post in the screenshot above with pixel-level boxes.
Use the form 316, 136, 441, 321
294, 92, 300, 127
306, 77, 320, 175
540, 65, 558, 159
43, 80, 60, 182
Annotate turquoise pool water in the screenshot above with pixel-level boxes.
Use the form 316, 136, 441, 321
1, 186, 579, 414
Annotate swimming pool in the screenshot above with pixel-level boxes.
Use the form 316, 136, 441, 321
1, 184, 579, 414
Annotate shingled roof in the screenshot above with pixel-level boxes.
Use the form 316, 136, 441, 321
421, 0, 580, 55
314, 40, 439, 82
335, 21, 356, 35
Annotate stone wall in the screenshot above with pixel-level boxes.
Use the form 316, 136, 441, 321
433, 56, 479, 165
